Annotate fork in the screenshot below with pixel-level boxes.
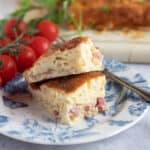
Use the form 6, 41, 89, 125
104, 69, 150, 102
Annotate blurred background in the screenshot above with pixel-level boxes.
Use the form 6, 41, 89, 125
0, 0, 150, 63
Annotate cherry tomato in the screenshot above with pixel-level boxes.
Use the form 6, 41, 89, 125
15, 45, 36, 72
20, 35, 32, 45
37, 20, 58, 42
0, 76, 2, 87
17, 21, 27, 35
30, 36, 49, 58
4, 18, 27, 39
0, 37, 12, 47
0, 55, 17, 84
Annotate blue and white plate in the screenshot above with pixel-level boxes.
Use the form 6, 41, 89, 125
0, 59, 149, 145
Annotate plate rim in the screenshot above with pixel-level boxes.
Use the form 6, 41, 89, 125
0, 108, 149, 145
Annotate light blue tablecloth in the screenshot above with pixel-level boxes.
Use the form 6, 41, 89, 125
0, 64, 150, 150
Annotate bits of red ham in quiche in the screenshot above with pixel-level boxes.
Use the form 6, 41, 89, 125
70, 106, 80, 116
84, 104, 97, 118
84, 104, 93, 112
96, 97, 106, 112
92, 51, 103, 61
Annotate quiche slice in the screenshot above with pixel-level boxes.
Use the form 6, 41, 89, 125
23, 37, 104, 83
69, 0, 150, 30
29, 71, 106, 124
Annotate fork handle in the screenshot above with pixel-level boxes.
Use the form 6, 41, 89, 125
104, 69, 150, 102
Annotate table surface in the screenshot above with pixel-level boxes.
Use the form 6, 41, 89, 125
0, 64, 150, 150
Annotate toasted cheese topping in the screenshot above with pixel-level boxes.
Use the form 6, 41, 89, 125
30, 71, 104, 93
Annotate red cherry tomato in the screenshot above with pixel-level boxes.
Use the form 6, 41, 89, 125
0, 76, 2, 87
17, 21, 27, 35
0, 37, 12, 47
20, 35, 32, 45
30, 36, 50, 58
37, 20, 58, 42
4, 18, 27, 39
15, 45, 36, 72
0, 55, 17, 84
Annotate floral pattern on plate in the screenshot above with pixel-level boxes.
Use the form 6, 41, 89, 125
0, 59, 149, 145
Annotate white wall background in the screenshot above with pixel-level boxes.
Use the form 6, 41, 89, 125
0, 0, 18, 19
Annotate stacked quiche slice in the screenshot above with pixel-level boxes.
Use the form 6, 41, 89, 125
24, 37, 106, 124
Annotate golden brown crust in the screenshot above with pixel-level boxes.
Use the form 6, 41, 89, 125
69, 0, 150, 30
51, 36, 89, 51
43, 36, 89, 58
30, 71, 104, 93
